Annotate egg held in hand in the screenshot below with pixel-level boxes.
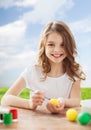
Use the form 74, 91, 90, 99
49, 99, 59, 106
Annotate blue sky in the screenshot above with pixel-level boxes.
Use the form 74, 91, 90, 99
0, 0, 91, 87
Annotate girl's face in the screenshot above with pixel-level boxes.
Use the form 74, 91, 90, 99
45, 32, 67, 64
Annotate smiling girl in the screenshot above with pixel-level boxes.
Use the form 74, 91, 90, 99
1, 21, 85, 113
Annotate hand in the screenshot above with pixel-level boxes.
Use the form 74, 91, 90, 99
29, 90, 45, 110
46, 98, 65, 114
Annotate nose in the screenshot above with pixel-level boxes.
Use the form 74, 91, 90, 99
54, 45, 61, 52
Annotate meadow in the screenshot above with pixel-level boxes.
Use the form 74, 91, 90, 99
0, 87, 91, 103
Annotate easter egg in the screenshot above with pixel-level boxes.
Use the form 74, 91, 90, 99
49, 99, 59, 106
77, 112, 91, 125
66, 108, 78, 121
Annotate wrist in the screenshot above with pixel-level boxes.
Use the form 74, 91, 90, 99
28, 100, 37, 110
58, 98, 66, 107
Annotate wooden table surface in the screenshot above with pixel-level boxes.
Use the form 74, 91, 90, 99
0, 106, 91, 130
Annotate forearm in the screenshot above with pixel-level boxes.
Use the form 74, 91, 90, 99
1, 95, 30, 109
64, 98, 80, 108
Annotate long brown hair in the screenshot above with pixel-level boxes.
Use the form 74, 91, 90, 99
36, 21, 86, 81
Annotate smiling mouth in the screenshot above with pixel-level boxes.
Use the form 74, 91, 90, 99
51, 54, 63, 58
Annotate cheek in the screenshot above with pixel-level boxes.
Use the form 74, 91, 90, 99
62, 48, 66, 54
45, 50, 49, 57
64, 49, 67, 55
45, 47, 51, 54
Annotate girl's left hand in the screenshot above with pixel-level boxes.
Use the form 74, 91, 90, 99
46, 98, 65, 114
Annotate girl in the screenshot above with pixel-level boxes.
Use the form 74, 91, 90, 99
1, 21, 85, 113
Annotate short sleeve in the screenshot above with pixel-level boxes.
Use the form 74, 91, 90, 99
20, 64, 34, 88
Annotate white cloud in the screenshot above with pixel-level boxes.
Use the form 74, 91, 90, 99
15, 0, 38, 7
0, 20, 26, 45
0, 49, 36, 75
69, 18, 91, 33
0, 0, 38, 9
22, 0, 74, 24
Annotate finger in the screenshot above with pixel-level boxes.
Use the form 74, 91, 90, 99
35, 100, 44, 106
46, 103, 52, 112
50, 103, 58, 112
32, 94, 45, 101
58, 103, 64, 109
35, 90, 45, 96
46, 103, 55, 113
48, 103, 64, 113
29, 99, 38, 110
35, 91, 45, 99
58, 98, 65, 106
53, 104, 64, 113
33, 97, 45, 105
32, 98, 44, 103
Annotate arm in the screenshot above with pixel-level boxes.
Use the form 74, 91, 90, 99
1, 76, 45, 110
64, 80, 81, 107
1, 76, 30, 109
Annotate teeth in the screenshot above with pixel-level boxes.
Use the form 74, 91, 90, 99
53, 54, 61, 58
53, 54, 60, 56
51, 54, 63, 58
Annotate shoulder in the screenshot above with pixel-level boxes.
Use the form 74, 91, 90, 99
22, 62, 43, 78
23, 64, 42, 74
65, 73, 80, 82
72, 79, 81, 87
20, 63, 42, 87
63, 73, 81, 88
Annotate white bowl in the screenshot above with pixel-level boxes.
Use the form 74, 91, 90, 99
81, 100, 91, 114
81, 106, 91, 114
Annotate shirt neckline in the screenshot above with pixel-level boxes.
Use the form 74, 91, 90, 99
47, 72, 66, 79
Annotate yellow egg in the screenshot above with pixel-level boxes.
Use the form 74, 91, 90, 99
66, 108, 78, 121
49, 99, 59, 106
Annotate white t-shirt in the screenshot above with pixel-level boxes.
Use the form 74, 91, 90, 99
21, 64, 74, 100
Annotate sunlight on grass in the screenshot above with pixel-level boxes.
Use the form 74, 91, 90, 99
81, 88, 91, 100
0, 87, 30, 102
0, 87, 91, 102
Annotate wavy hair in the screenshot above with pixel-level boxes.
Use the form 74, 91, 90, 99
36, 21, 86, 81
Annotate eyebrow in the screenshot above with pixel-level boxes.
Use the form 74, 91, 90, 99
47, 40, 54, 43
47, 40, 64, 45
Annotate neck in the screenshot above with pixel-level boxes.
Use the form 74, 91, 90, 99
47, 62, 65, 77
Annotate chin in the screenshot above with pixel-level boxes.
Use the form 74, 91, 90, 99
51, 60, 62, 64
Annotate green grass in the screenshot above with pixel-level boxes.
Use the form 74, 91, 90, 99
20, 88, 30, 99
0, 87, 9, 101
81, 88, 91, 100
0, 87, 91, 103
0, 87, 30, 103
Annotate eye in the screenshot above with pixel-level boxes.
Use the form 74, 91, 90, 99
47, 42, 55, 46
48, 43, 54, 46
60, 43, 64, 47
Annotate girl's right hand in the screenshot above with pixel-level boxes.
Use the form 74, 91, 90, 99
29, 90, 45, 110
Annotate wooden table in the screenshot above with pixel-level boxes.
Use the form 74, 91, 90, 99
0, 106, 91, 130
